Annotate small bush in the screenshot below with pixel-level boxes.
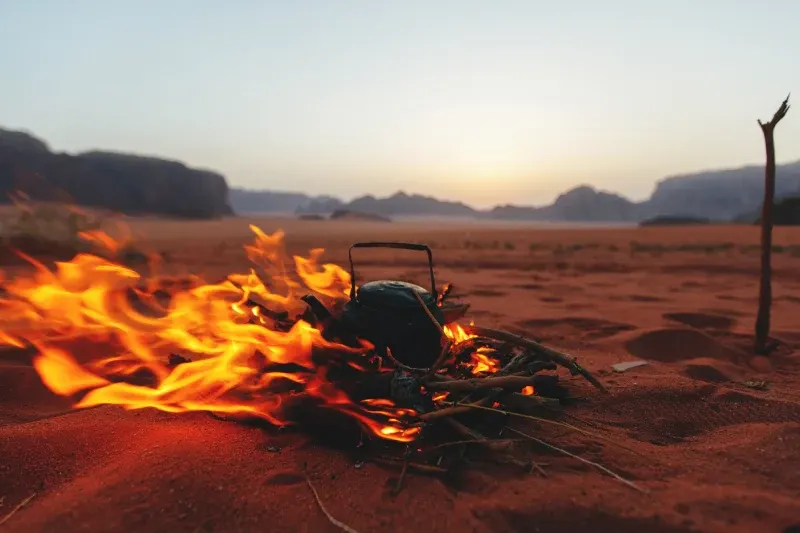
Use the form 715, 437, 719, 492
0, 199, 147, 264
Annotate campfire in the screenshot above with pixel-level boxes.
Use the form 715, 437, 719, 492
0, 225, 638, 493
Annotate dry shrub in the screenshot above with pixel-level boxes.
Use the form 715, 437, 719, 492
0, 197, 143, 264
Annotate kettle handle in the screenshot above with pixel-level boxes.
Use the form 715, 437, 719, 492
348, 242, 437, 300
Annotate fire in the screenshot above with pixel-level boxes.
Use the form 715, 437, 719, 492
443, 324, 501, 375
443, 323, 474, 344
469, 347, 500, 374
521, 385, 534, 396
431, 392, 449, 402
0, 225, 420, 442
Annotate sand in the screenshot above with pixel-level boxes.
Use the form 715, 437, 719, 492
1, 217, 800, 533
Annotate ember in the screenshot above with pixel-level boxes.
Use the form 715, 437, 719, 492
0, 225, 636, 491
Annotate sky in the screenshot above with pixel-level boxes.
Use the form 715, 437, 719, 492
2, 0, 799, 208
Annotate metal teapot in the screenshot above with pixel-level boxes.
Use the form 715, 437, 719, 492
301, 242, 446, 368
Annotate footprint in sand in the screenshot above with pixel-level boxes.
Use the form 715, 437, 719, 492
264, 471, 305, 486
467, 289, 507, 297
663, 312, 736, 330
516, 317, 636, 341
594, 386, 800, 444
612, 294, 668, 303
624, 327, 743, 363
682, 358, 739, 383
514, 283, 545, 290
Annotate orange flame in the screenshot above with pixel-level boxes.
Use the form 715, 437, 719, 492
0, 226, 419, 442
521, 385, 534, 396
443, 324, 502, 375
443, 323, 474, 344
469, 347, 500, 374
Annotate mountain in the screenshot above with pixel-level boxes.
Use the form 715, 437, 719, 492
641, 162, 800, 220
343, 191, 477, 217
227, 163, 800, 223
5, 125, 800, 224
487, 185, 641, 222
0, 128, 231, 219
294, 196, 346, 215
229, 189, 343, 214
0, 128, 50, 153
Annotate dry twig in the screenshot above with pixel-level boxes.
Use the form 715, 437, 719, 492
305, 476, 362, 533
0, 493, 36, 526
371, 456, 448, 473
421, 438, 524, 454
507, 427, 647, 493
457, 403, 648, 459
393, 456, 410, 496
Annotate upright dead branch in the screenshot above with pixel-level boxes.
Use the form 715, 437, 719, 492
755, 94, 791, 354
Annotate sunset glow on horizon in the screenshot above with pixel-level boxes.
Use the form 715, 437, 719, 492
2, 0, 798, 207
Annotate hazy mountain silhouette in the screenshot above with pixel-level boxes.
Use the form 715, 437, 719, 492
229, 189, 341, 214
235, 164, 800, 222
488, 185, 642, 222
1, 128, 231, 218
641, 162, 800, 220
5, 126, 800, 223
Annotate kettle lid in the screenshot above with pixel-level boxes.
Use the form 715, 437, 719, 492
356, 280, 436, 310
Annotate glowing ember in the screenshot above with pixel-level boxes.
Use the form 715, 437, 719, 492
431, 392, 449, 402
0, 226, 422, 442
521, 385, 534, 396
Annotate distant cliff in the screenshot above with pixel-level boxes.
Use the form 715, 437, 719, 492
0, 128, 232, 219
641, 162, 800, 221
229, 189, 343, 214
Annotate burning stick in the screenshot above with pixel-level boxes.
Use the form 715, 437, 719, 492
462, 325, 608, 393
418, 394, 500, 422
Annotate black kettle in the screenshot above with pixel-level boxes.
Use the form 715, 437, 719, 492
301, 242, 446, 368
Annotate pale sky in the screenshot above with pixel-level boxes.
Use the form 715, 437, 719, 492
2, 0, 799, 208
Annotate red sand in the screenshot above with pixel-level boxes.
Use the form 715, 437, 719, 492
1, 218, 800, 533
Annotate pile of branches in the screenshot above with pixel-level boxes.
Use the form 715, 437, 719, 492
369, 319, 644, 494
242, 290, 645, 495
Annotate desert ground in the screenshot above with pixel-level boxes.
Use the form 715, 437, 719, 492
2, 216, 800, 533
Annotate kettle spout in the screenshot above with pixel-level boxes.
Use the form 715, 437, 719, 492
300, 294, 334, 322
